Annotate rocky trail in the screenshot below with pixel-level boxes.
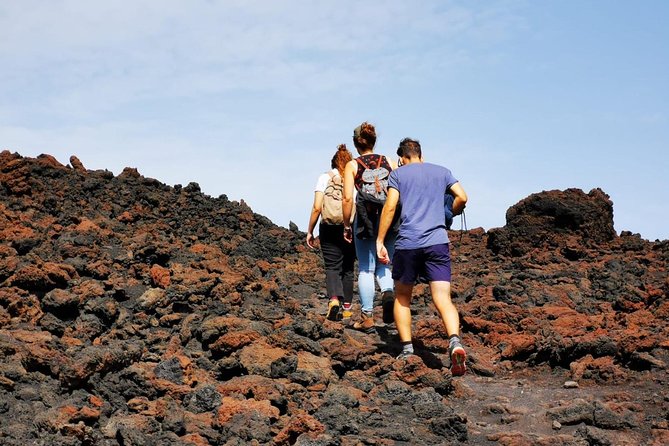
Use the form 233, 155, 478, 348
0, 150, 667, 445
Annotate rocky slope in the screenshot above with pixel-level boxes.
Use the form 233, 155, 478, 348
0, 150, 667, 445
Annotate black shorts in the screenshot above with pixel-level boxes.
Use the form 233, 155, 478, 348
392, 243, 451, 285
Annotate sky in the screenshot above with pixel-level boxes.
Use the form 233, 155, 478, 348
1, 0, 667, 241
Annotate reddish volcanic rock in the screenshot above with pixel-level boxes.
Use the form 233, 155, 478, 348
0, 151, 667, 445
487, 188, 616, 256
570, 355, 629, 383
209, 329, 261, 355
69, 155, 86, 173
9, 262, 76, 291
273, 411, 325, 445
150, 263, 171, 288
213, 395, 279, 427
238, 341, 289, 377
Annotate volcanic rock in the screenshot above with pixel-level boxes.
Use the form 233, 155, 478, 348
0, 150, 667, 445
487, 187, 616, 256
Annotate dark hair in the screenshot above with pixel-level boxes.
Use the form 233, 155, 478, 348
353, 122, 376, 151
331, 144, 353, 175
397, 138, 421, 159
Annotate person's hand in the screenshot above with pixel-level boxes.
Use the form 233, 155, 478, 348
377, 240, 390, 264
306, 233, 318, 249
343, 225, 353, 243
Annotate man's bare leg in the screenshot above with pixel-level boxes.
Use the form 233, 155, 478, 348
394, 281, 414, 342
394, 281, 415, 358
430, 280, 467, 375
429, 280, 460, 336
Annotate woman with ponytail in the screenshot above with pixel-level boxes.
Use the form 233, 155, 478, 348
306, 144, 356, 321
342, 122, 398, 332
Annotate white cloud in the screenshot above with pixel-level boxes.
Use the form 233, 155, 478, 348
1, 1, 522, 119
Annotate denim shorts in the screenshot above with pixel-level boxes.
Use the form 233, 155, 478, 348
392, 243, 451, 284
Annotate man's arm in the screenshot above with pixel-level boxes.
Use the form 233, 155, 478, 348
376, 187, 399, 264
448, 182, 468, 216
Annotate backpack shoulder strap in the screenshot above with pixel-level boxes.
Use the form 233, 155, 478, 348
356, 157, 370, 169
362, 154, 384, 169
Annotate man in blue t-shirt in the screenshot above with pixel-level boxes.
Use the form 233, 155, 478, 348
376, 137, 469, 376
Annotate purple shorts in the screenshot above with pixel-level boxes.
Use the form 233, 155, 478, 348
392, 243, 451, 284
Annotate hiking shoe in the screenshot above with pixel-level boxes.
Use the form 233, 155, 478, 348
341, 305, 353, 320
396, 351, 415, 361
381, 291, 395, 324
449, 341, 467, 376
326, 298, 341, 321
351, 312, 375, 333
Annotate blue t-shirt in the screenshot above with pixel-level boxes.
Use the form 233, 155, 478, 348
387, 162, 458, 250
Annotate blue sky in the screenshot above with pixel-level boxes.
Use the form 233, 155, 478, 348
1, 1, 667, 241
